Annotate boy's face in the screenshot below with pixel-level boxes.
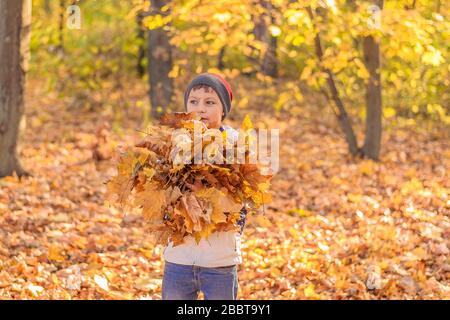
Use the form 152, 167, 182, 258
186, 87, 224, 129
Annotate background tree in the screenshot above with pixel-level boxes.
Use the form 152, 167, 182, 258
362, 0, 384, 160
0, 0, 32, 178
306, 5, 359, 156
57, 0, 65, 54
147, 0, 174, 119
253, 0, 279, 77
26, 0, 450, 155
136, 2, 147, 78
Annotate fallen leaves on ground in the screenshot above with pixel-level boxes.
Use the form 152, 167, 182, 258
0, 79, 448, 299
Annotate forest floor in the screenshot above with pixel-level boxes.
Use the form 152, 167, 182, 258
0, 78, 448, 299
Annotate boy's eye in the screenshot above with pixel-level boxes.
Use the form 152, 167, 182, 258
189, 100, 198, 104
207, 101, 215, 105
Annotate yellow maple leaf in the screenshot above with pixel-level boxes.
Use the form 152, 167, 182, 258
255, 215, 272, 228
195, 188, 242, 224
258, 182, 271, 192
106, 174, 134, 207
117, 150, 139, 176
143, 167, 156, 179
251, 190, 272, 207
165, 186, 182, 204
134, 182, 166, 223
193, 222, 216, 244
241, 114, 254, 131
176, 206, 194, 233
137, 148, 151, 164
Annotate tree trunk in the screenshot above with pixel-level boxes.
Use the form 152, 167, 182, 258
262, 32, 278, 78
147, 0, 173, 119
44, 0, 52, 15
362, 0, 383, 160
217, 45, 226, 70
406, 0, 417, 10
0, 0, 32, 178
306, 6, 360, 156
136, 10, 146, 78
253, 0, 278, 78
57, 0, 65, 53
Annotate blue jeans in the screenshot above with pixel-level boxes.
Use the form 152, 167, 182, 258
162, 261, 238, 300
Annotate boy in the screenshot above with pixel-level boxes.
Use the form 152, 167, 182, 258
161, 73, 247, 300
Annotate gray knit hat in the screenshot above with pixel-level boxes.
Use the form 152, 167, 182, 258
184, 73, 234, 119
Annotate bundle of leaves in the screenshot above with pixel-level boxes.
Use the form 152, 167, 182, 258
106, 112, 272, 246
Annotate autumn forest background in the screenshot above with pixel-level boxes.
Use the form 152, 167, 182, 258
0, 0, 449, 299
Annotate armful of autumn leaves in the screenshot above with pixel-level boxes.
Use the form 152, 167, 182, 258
105, 112, 273, 247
